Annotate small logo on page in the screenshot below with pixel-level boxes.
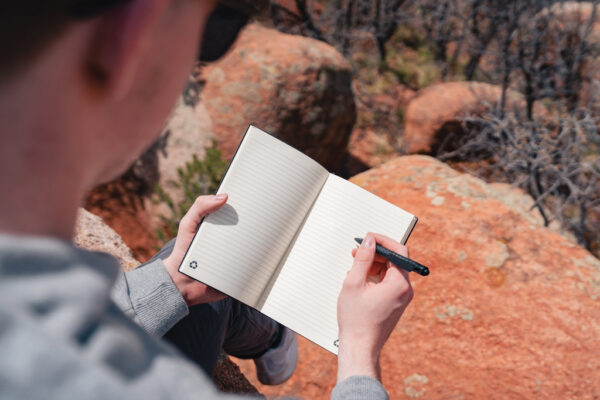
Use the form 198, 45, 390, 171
189, 261, 198, 269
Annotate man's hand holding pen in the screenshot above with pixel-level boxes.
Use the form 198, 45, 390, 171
163, 195, 418, 387
336, 232, 414, 383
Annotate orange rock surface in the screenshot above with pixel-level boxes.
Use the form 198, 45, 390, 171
200, 24, 356, 170
235, 336, 337, 399
403, 82, 526, 154
344, 128, 398, 176
237, 155, 600, 399
545, 2, 600, 42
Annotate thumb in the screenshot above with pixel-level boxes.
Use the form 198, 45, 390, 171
164, 194, 228, 271
347, 233, 376, 285
178, 194, 228, 235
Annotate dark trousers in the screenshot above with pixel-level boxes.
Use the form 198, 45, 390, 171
153, 239, 280, 376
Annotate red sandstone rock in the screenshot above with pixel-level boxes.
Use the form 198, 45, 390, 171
142, 97, 216, 230
74, 208, 139, 271
158, 98, 215, 195
270, 1, 325, 29
396, 84, 418, 107
200, 24, 356, 170
344, 128, 398, 176
344, 82, 415, 175
544, 2, 600, 42
539, 2, 600, 106
234, 335, 337, 399
237, 155, 600, 399
403, 82, 526, 154
85, 177, 159, 262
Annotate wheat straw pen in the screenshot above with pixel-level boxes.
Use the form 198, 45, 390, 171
354, 237, 430, 276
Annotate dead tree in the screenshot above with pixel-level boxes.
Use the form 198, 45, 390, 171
270, 0, 407, 60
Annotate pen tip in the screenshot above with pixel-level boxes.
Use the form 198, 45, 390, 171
354, 237, 362, 244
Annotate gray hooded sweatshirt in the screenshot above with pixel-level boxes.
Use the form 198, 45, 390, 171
0, 234, 388, 399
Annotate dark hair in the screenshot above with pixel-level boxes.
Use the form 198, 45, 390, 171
0, 1, 129, 78
220, 0, 269, 15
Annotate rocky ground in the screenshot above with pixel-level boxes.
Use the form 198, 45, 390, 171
82, 155, 600, 398
232, 156, 600, 399
82, 14, 600, 399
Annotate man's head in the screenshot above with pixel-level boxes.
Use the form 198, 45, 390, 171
0, 0, 215, 187
0, 0, 266, 237
0, 0, 266, 185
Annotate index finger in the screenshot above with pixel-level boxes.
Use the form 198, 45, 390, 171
370, 233, 410, 281
370, 233, 409, 258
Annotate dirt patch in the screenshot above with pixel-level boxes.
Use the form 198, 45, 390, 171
85, 175, 158, 263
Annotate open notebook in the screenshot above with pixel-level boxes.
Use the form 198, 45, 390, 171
179, 126, 417, 354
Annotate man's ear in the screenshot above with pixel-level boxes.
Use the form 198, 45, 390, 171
86, 0, 170, 99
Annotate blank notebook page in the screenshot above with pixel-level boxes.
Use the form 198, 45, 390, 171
179, 127, 328, 307
260, 174, 417, 354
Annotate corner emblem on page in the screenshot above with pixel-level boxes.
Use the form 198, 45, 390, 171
189, 261, 198, 269
333, 339, 339, 348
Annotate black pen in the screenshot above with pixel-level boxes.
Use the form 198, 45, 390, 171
354, 237, 430, 276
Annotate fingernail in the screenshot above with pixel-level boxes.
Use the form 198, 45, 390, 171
362, 237, 373, 248
214, 193, 227, 200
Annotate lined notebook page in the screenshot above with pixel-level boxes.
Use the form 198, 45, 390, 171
260, 174, 417, 354
179, 126, 328, 307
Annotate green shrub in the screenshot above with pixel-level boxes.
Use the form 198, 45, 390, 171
154, 140, 228, 245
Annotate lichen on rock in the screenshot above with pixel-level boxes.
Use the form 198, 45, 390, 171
199, 23, 356, 171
